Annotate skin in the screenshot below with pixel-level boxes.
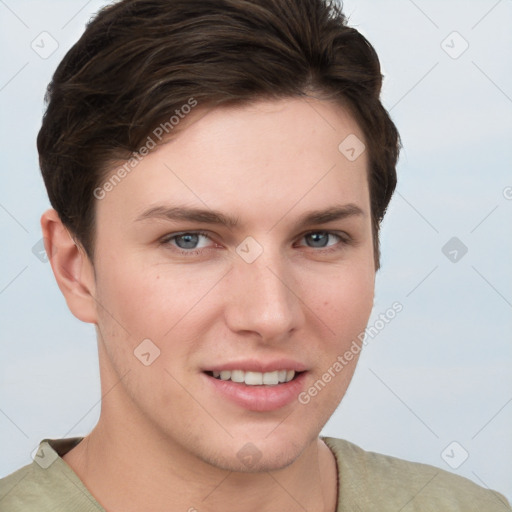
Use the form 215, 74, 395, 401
42, 97, 375, 512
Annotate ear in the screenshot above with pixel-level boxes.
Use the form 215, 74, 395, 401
41, 209, 97, 324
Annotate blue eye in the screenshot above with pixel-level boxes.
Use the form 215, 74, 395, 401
302, 232, 342, 249
164, 232, 213, 251
174, 233, 201, 249
160, 230, 349, 257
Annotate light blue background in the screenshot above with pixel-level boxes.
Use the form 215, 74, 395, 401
1, 0, 511, 503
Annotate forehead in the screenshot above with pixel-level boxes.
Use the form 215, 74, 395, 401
97, 97, 370, 228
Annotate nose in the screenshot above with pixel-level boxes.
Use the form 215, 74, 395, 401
222, 249, 305, 342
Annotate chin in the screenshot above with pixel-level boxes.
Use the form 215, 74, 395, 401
193, 430, 312, 474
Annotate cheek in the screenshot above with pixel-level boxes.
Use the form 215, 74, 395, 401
313, 267, 374, 397
95, 256, 205, 336
299, 274, 372, 424
93, 256, 226, 377
312, 265, 375, 338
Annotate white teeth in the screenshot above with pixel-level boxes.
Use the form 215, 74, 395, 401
231, 370, 245, 383
211, 369, 297, 385
245, 371, 263, 385
263, 371, 279, 385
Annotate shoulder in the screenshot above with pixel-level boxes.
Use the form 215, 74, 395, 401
0, 439, 102, 512
0, 462, 38, 511
322, 436, 511, 512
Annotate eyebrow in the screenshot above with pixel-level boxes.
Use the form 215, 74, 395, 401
135, 203, 365, 230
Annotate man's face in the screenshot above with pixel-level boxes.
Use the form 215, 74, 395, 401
92, 97, 375, 471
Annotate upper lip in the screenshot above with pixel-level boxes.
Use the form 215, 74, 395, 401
204, 359, 308, 373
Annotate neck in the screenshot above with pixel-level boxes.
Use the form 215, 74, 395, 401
62, 347, 338, 512
64, 420, 338, 512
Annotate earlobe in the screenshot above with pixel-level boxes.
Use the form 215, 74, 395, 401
41, 209, 98, 324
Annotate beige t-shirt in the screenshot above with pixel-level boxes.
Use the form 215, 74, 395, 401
0, 436, 510, 511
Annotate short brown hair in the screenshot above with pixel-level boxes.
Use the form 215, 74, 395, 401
37, 0, 400, 269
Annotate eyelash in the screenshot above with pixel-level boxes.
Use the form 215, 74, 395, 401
159, 230, 351, 257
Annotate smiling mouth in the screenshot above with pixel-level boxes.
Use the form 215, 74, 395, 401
205, 369, 302, 386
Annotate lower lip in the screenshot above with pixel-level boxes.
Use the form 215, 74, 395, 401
203, 372, 307, 412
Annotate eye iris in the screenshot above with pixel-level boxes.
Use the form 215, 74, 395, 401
307, 232, 329, 248
176, 234, 199, 249
173, 233, 333, 250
